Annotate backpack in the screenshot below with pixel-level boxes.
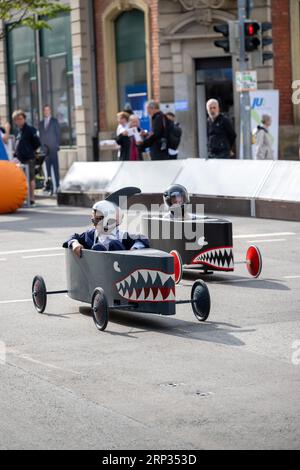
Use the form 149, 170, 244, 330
252, 128, 258, 145
252, 125, 267, 145
164, 117, 182, 151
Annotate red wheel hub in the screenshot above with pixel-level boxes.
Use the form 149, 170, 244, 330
246, 245, 262, 278
170, 250, 183, 285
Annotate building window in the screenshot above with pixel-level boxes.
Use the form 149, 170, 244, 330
115, 9, 147, 109
7, 13, 75, 146
7, 26, 38, 126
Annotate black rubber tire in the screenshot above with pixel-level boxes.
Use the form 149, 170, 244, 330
191, 280, 211, 322
92, 288, 109, 332
32, 275, 47, 314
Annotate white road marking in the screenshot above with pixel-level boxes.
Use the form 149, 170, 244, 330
247, 239, 286, 243
7, 348, 81, 376
0, 247, 63, 256
284, 275, 300, 279
23, 253, 64, 260
233, 232, 295, 239
0, 299, 32, 305
0, 216, 28, 223
26, 208, 88, 216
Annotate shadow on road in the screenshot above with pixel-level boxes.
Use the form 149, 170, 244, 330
98, 309, 253, 346
38, 305, 252, 346
183, 271, 290, 291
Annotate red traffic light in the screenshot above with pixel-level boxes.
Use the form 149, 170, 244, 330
245, 22, 260, 36
247, 24, 254, 35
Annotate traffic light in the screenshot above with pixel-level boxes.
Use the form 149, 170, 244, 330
213, 22, 237, 54
213, 23, 230, 53
244, 21, 261, 52
261, 22, 273, 62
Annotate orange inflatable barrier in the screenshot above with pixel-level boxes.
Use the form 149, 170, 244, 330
0, 161, 28, 214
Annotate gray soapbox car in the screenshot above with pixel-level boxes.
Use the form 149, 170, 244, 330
32, 188, 211, 332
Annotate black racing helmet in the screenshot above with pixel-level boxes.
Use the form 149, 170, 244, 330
163, 184, 190, 210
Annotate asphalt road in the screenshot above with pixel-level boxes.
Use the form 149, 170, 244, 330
0, 199, 300, 450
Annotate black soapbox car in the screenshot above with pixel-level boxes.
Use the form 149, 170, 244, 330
142, 215, 262, 278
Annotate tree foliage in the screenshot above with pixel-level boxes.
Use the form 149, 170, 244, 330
0, 0, 71, 39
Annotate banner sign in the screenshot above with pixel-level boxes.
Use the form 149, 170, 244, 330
250, 89, 279, 160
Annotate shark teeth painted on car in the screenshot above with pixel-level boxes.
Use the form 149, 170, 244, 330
192, 246, 234, 270
115, 269, 176, 302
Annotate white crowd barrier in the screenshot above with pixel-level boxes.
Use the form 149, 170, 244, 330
60, 159, 300, 204
61, 161, 122, 192
256, 161, 300, 202
106, 160, 184, 194
175, 159, 275, 199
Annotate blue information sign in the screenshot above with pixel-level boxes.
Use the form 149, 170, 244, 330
125, 84, 150, 131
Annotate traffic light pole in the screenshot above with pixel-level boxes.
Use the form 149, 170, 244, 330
238, 0, 252, 159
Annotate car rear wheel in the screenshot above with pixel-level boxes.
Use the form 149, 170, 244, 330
92, 287, 109, 331
32, 275, 47, 314
191, 280, 211, 322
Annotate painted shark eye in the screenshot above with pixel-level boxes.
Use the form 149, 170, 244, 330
198, 236, 208, 247
114, 261, 121, 272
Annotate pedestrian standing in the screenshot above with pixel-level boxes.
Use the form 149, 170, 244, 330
116, 112, 131, 161
13, 110, 41, 206
140, 101, 168, 161
254, 114, 273, 160
206, 99, 236, 159
128, 114, 143, 161
39, 105, 61, 193
165, 112, 182, 160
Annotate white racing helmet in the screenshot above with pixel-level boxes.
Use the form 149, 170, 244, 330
92, 200, 123, 235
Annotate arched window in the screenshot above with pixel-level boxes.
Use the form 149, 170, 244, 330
115, 9, 147, 109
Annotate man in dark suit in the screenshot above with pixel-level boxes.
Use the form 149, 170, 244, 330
39, 105, 61, 193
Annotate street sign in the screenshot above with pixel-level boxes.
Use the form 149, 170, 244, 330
125, 84, 150, 131
236, 70, 257, 92
175, 100, 189, 112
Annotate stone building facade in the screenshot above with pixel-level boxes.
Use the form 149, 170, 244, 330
272, 0, 300, 158
93, 0, 160, 134
156, 0, 272, 158
94, 0, 300, 160
0, 0, 97, 176
0, 0, 299, 173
